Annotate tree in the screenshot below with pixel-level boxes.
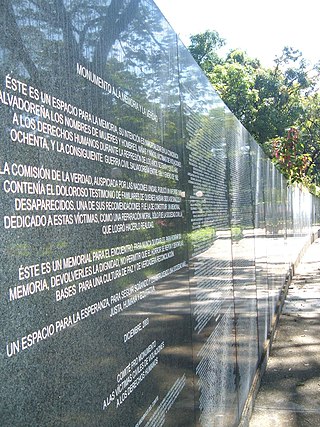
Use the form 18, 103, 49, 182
266, 94, 320, 187
188, 30, 225, 73
188, 31, 320, 187
209, 49, 259, 129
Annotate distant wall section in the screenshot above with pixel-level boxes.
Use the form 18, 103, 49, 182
0, 1, 319, 426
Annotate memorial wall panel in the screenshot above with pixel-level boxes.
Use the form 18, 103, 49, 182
0, 2, 194, 426
225, 113, 258, 415
250, 142, 269, 357
0, 1, 318, 426
177, 39, 238, 426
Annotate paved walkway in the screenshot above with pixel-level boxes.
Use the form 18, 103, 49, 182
249, 237, 320, 427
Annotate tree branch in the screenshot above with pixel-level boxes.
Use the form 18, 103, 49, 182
0, 0, 40, 83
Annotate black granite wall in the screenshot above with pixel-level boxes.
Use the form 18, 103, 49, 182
0, 1, 318, 426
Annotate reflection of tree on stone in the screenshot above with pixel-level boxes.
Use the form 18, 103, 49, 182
1, 1, 141, 88
0, 0, 39, 80
1, 1, 177, 108
0, 0, 187, 248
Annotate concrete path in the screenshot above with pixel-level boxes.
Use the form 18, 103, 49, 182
249, 238, 320, 427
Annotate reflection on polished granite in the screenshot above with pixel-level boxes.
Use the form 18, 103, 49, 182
0, 1, 319, 426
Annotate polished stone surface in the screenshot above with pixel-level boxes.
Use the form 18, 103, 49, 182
0, 1, 319, 426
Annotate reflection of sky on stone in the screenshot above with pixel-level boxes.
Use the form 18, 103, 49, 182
192, 235, 233, 333
1, 1, 320, 426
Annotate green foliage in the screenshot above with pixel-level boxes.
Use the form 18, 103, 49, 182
188, 30, 225, 73
188, 31, 320, 187
185, 226, 216, 251
266, 127, 314, 185
209, 50, 259, 125
231, 225, 243, 241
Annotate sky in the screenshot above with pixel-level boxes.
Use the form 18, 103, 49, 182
154, 0, 320, 68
